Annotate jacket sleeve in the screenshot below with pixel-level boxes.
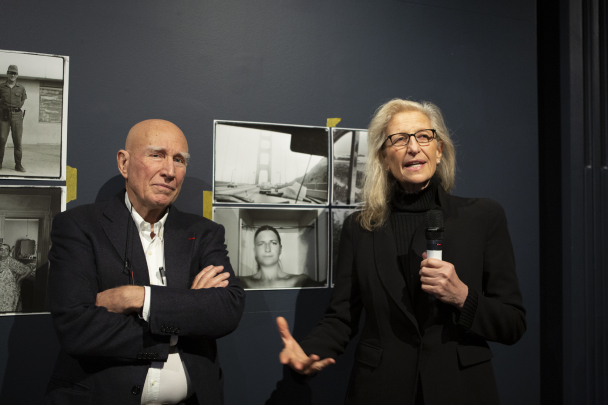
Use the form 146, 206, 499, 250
146, 223, 246, 339
300, 215, 363, 360
48, 211, 171, 362
456, 200, 527, 345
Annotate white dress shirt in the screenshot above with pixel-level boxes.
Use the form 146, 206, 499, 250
125, 194, 193, 405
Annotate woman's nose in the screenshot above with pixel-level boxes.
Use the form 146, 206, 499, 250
265, 243, 271, 252
407, 136, 421, 154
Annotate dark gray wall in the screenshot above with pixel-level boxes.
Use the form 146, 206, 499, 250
0, 1, 539, 404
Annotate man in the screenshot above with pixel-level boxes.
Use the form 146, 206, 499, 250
46, 120, 245, 405
0, 243, 35, 312
0, 65, 27, 172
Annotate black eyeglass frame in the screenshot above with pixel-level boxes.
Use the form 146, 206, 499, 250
384, 129, 437, 148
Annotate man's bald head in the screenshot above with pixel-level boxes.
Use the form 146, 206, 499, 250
117, 119, 190, 223
125, 119, 188, 152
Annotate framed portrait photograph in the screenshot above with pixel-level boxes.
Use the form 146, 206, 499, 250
0, 49, 69, 180
214, 121, 329, 205
331, 208, 358, 287
214, 207, 329, 290
332, 128, 368, 206
0, 186, 66, 315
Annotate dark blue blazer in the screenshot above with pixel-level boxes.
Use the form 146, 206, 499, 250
300, 187, 526, 405
45, 194, 245, 405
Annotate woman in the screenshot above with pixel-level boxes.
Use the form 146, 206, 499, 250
0, 243, 35, 312
240, 225, 322, 289
277, 99, 526, 404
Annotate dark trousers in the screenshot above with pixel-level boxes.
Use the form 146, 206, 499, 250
0, 110, 24, 166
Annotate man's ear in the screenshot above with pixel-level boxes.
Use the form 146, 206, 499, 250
117, 150, 130, 179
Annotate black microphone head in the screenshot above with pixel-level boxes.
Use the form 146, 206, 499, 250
425, 210, 444, 240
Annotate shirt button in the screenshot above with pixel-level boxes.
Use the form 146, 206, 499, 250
131, 385, 141, 395
147, 251, 152, 256
151, 380, 156, 386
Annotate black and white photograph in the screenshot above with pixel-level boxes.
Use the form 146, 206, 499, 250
214, 121, 329, 205
214, 207, 329, 290
332, 128, 368, 206
0, 50, 68, 180
331, 208, 357, 286
0, 186, 66, 315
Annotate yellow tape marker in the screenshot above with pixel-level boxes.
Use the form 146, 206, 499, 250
203, 190, 213, 220
66, 166, 77, 203
326, 118, 341, 128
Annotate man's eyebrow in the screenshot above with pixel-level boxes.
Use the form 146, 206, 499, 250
146, 146, 190, 162
147, 146, 166, 154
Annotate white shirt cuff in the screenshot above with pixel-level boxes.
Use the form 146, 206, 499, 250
141, 286, 151, 321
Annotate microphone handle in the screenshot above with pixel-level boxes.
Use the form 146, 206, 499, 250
425, 239, 443, 302
426, 250, 442, 260
426, 239, 443, 260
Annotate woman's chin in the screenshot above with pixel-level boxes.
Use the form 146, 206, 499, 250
397, 177, 431, 192
259, 260, 279, 267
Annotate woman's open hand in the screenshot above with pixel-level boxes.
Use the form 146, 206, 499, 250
276, 317, 335, 375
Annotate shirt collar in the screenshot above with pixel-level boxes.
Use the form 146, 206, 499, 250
124, 192, 169, 241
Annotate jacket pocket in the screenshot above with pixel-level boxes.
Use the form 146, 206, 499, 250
46, 377, 91, 404
355, 341, 383, 368
456, 344, 493, 368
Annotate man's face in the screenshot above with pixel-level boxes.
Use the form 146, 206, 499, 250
7, 71, 18, 84
122, 122, 189, 212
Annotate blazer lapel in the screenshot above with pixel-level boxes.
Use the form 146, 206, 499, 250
373, 221, 419, 331
436, 187, 459, 263
102, 194, 150, 286
163, 207, 194, 289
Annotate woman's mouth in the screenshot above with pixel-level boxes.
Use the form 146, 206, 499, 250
404, 161, 425, 170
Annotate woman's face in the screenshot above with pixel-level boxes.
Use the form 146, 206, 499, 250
0, 245, 9, 259
383, 111, 443, 193
254, 230, 281, 267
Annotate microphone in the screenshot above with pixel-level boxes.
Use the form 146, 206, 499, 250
425, 210, 444, 260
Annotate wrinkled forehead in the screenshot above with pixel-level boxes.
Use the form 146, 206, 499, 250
126, 120, 188, 152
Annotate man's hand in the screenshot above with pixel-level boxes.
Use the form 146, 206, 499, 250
191, 265, 230, 289
96, 285, 145, 314
420, 252, 469, 309
277, 317, 335, 375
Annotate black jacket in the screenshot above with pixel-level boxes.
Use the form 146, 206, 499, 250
301, 187, 526, 405
45, 194, 245, 405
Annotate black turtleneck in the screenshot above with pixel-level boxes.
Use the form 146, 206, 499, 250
389, 176, 441, 318
389, 176, 440, 256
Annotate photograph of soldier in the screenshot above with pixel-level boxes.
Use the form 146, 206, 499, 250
0, 65, 26, 172
0, 50, 67, 179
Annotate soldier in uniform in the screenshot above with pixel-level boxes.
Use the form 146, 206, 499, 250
0, 65, 27, 172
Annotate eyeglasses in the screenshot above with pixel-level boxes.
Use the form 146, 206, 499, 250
7, 72, 17, 75
385, 129, 437, 148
